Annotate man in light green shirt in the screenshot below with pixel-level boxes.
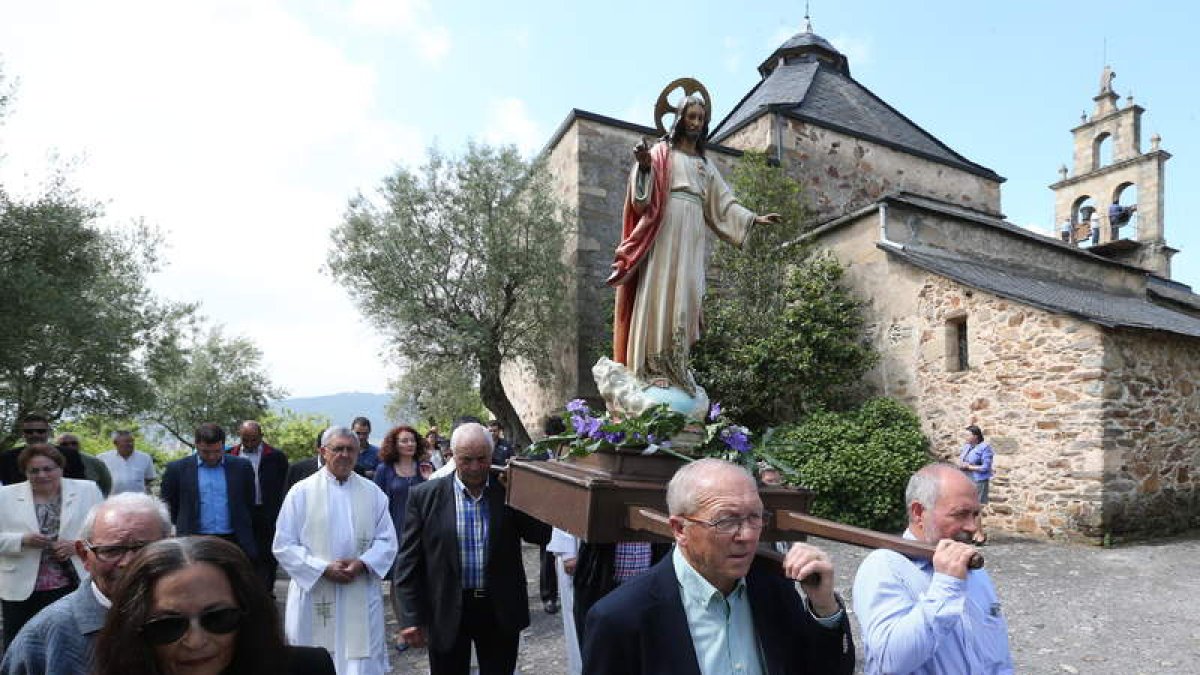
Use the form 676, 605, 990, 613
582, 459, 854, 674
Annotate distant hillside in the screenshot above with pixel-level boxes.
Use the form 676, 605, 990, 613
272, 392, 393, 442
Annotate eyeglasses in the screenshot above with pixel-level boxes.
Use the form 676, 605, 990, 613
85, 541, 151, 563
21, 427, 50, 435
140, 607, 244, 645
681, 511, 771, 535
326, 444, 358, 455
25, 465, 62, 476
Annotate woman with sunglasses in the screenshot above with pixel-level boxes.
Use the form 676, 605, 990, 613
0, 443, 103, 647
93, 536, 334, 675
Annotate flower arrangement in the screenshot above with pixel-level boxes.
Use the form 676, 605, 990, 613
528, 398, 757, 466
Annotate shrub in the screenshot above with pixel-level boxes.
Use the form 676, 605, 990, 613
765, 398, 930, 531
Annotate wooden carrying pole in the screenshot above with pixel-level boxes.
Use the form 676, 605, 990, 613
625, 506, 983, 575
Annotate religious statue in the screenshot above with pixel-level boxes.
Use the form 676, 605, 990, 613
1099, 65, 1116, 95
594, 79, 780, 420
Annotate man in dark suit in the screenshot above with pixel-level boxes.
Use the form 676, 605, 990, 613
227, 420, 288, 590
161, 423, 258, 561
582, 459, 855, 675
394, 422, 549, 675
284, 428, 326, 493
0, 412, 87, 485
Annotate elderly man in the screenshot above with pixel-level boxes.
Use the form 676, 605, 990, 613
96, 430, 156, 495
0, 492, 173, 674
394, 422, 549, 675
852, 463, 1013, 674
57, 434, 113, 497
227, 420, 289, 591
582, 458, 854, 675
274, 426, 397, 675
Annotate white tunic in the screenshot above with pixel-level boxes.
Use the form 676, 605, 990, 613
627, 149, 756, 388
273, 468, 397, 675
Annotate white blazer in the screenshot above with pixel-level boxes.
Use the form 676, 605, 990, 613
0, 478, 103, 601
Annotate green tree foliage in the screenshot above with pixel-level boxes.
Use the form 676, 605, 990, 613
150, 327, 284, 448
692, 151, 877, 431
765, 398, 931, 531
328, 143, 574, 447
387, 360, 488, 431
0, 176, 191, 450
257, 409, 330, 463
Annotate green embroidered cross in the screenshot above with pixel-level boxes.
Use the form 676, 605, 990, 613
315, 599, 334, 626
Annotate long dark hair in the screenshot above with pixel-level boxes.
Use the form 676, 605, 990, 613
93, 536, 287, 675
668, 96, 709, 158
378, 424, 428, 464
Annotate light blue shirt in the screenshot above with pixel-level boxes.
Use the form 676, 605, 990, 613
453, 473, 489, 590
196, 455, 232, 535
672, 547, 765, 675
852, 532, 1014, 674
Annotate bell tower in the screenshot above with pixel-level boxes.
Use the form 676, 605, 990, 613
1049, 66, 1175, 277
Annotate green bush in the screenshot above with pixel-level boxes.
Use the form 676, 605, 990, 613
765, 398, 930, 531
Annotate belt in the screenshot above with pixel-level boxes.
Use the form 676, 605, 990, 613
670, 190, 702, 204
463, 588, 488, 599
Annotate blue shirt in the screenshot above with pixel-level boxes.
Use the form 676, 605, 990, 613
196, 455, 232, 534
672, 547, 765, 675
356, 443, 380, 474
453, 474, 489, 590
852, 533, 1013, 674
959, 442, 994, 482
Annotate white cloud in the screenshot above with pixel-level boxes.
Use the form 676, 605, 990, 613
0, 0, 420, 396
345, 0, 452, 66
483, 98, 542, 156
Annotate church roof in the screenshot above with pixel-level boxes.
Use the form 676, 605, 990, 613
887, 245, 1200, 340
711, 32, 1002, 182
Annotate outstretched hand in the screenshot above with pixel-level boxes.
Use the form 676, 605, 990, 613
755, 213, 782, 225
633, 139, 652, 170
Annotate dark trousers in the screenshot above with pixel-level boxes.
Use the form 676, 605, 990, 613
251, 505, 279, 592
428, 592, 519, 675
2, 584, 75, 648
539, 544, 558, 603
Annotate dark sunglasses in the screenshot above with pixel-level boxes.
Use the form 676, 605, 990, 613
140, 607, 243, 645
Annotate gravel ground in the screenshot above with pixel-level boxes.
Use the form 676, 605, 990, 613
4, 534, 1196, 673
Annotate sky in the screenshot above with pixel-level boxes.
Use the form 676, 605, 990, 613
2, 0, 1198, 398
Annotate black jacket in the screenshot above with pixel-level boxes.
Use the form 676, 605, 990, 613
161, 454, 258, 559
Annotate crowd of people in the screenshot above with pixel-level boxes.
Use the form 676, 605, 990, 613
0, 410, 1012, 674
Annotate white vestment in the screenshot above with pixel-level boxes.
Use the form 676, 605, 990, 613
627, 149, 755, 388
274, 468, 397, 675
547, 528, 581, 675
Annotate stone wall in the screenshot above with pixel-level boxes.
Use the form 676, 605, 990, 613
1100, 329, 1200, 536
912, 275, 1108, 541
721, 115, 1003, 223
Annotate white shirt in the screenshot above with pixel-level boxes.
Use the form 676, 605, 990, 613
96, 449, 156, 494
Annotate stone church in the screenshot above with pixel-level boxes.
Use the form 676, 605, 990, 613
503, 26, 1200, 542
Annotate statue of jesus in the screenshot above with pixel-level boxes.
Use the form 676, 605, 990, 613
606, 94, 780, 395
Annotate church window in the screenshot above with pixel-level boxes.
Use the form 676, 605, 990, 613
1093, 132, 1113, 169
945, 315, 969, 372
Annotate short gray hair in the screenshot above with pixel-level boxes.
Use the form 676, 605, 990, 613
905, 463, 959, 516
111, 429, 133, 441
450, 422, 494, 454
80, 493, 174, 541
666, 458, 754, 516
321, 426, 357, 447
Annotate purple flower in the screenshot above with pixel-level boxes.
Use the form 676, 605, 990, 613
720, 426, 752, 453
566, 399, 589, 414
601, 431, 626, 444
709, 402, 722, 420
572, 414, 601, 438
647, 434, 658, 444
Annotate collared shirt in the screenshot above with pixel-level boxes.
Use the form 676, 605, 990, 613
672, 547, 765, 675
852, 530, 1014, 674
91, 580, 112, 609
97, 449, 156, 494
959, 441, 994, 482
356, 443, 380, 474
613, 541, 653, 582
196, 454, 232, 534
240, 444, 264, 504
453, 473, 490, 590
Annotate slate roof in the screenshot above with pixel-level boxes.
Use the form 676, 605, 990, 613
886, 245, 1200, 340
711, 33, 1002, 182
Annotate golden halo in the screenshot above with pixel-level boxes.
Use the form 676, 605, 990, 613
653, 78, 712, 136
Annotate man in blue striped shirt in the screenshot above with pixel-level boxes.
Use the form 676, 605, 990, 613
394, 422, 550, 675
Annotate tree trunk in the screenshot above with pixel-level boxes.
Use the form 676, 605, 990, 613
477, 349, 531, 449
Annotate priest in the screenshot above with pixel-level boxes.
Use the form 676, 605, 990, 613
274, 426, 397, 675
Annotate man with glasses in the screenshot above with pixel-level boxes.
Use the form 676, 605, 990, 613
0, 413, 87, 486
582, 458, 854, 675
274, 426, 397, 675
0, 492, 173, 675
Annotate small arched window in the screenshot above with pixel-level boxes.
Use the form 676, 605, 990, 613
1093, 132, 1113, 169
